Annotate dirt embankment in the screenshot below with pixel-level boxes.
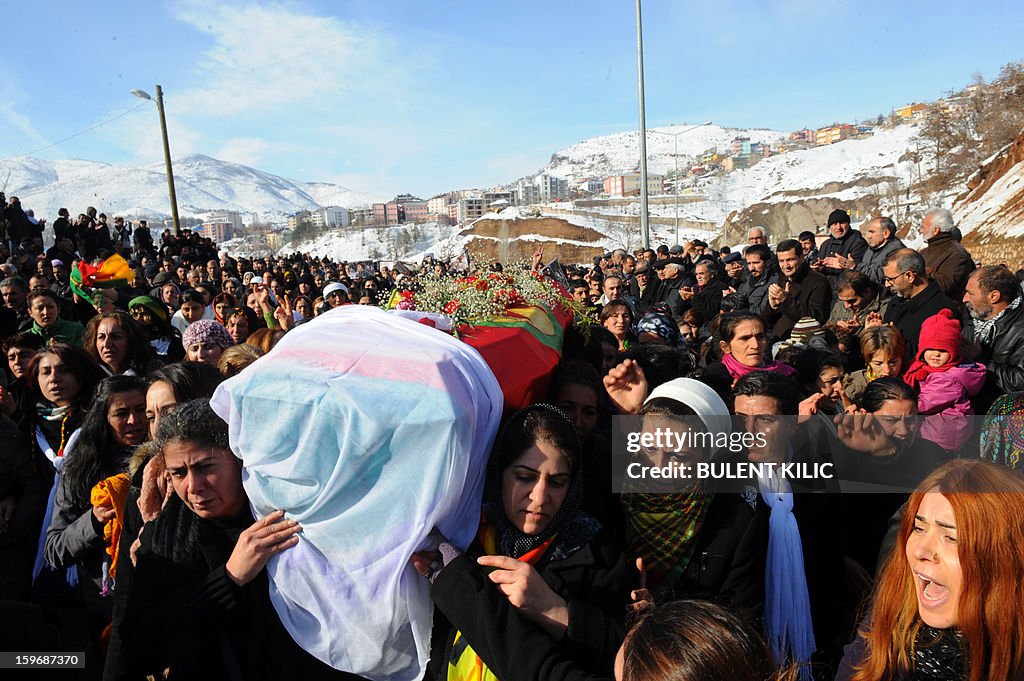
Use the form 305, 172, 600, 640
719, 195, 888, 245
461, 217, 606, 263
957, 130, 1024, 265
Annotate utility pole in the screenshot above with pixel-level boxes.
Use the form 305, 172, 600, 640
636, 0, 650, 249
154, 85, 182, 237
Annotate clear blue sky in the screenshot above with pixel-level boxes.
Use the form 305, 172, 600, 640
2, 0, 1021, 199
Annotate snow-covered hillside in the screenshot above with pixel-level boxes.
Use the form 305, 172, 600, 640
542, 123, 788, 180
0, 154, 383, 223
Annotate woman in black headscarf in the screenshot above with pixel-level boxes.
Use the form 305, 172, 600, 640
417, 404, 636, 681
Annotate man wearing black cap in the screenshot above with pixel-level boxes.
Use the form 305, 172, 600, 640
629, 260, 658, 312
722, 251, 745, 290
813, 209, 867, 289
653, 257, 687, 317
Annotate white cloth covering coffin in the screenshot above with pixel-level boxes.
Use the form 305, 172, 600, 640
210, 305, 503, 681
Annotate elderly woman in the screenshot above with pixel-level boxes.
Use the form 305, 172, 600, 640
415, 404, 635, 680
837, 460, 1024, 681
118, 399, 356, 679
600, 299, 635, 351
182, 319, 235, 366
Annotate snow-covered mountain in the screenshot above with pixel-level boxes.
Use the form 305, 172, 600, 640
0, 154, 384, 224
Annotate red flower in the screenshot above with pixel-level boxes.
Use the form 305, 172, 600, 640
443, 299, 461, 315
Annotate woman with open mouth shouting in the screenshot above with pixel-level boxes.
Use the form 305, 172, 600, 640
836, 459, 1024, 681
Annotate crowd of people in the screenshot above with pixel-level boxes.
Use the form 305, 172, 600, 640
1, 199, 1024, 681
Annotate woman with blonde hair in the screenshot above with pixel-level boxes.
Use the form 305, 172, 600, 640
837, 460, 1024, 681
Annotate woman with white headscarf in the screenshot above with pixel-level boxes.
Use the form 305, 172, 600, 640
604, 359, 767, 609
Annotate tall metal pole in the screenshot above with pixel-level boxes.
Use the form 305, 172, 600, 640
673, 134, 679, 246
636, 0, 650, 249
154, 85, 181, 236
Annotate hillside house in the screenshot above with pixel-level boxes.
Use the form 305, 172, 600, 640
895, 103, 928, 119
816, 124, 857, 145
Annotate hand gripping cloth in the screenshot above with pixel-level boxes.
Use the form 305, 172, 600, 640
209, 305, 503, 681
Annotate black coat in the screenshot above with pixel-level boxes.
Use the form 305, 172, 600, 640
692, 278, 727, 324
120, 496, 363, 681
426, 527, 635, 681
0, 416, 51, 601
817, 230, 868, 289
975, 301, 1024, 404
430, 556, 607, 681
882, 281, 958, 360
763, 263, 832, 341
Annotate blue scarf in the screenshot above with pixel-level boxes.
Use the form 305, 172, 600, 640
758, 467, 816, 680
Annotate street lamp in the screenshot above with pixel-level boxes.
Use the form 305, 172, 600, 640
649, 122, 712, 246
131, 85, 181, 236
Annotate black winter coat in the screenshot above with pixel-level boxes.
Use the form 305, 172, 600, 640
817, 230, 868, 289
0, 416, 51, 601
763, 263, 832, 341
426, 528, 635, 681
120, 496, 363, 681
882, 282, 958, 360
975, 301, 1024, 405
430, 556, 608, 681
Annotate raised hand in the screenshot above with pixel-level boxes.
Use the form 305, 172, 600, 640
603, 359, 649, 415
863, 311, 883, 329
834, 411, 893, 454
274, 294, 295, 330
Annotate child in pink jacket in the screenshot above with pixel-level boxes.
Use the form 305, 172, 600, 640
903, 309, 986, 452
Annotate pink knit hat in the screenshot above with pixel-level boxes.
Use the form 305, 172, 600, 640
182, 319, 235, 350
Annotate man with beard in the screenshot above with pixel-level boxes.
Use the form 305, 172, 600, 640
856, 216, 905, 287
764, 239, 831, 341
813, 209, 868, 289
963, 265, 1024, 405
747, 225, 769, 248
828, 270, 889, 335
879, 249, 957, 359
739, 243, 774, 314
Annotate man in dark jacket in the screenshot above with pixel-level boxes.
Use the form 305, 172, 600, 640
881, 249, 957, 359
764, 239, 831, 342
964, 265, 1024, 408
857, 216, 905, 287
739, 243, 774, 314
813, 209, 868, 289
919, 208, 975, 301
682, 260, 727, 324
3, 197, 33, 254
653, 258, 687, 318
628, 261, 658, 313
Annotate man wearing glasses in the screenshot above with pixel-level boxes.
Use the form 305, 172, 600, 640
877, 249, 957, 359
